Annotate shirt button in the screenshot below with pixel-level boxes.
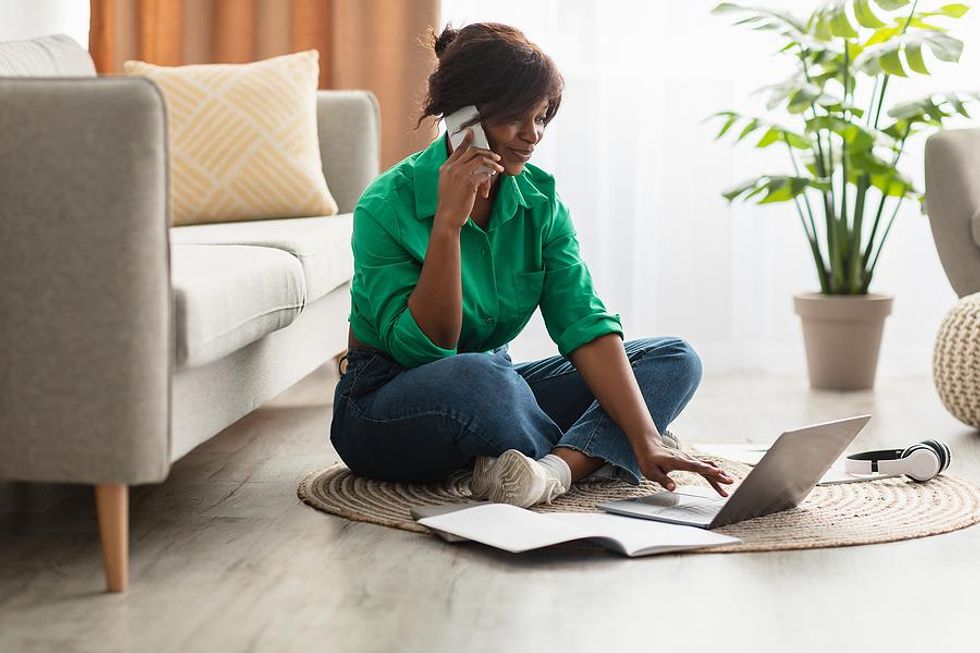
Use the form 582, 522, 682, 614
485, 316, 494, 325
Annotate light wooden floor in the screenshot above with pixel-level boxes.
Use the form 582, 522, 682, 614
1, 364, 978, 653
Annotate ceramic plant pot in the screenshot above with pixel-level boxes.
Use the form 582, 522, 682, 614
793, 292, 893, 391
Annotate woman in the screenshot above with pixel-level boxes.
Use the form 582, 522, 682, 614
331, 22, 733, 507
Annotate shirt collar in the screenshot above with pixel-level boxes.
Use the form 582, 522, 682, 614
413, 133, 549, 228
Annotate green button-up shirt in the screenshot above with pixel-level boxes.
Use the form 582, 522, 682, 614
348, 133, 623, 368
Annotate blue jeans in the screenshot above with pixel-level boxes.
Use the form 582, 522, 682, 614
330, 337, 702, 485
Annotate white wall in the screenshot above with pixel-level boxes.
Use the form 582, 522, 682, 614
442, 0, 980, 378
0, 0, 89, 48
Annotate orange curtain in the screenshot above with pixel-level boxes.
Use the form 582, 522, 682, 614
88, 0, 440, 168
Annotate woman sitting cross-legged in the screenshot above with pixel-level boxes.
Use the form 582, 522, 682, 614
330, 21, 733, 507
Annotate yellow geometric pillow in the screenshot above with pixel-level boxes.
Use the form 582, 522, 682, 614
124, 50, 338, 226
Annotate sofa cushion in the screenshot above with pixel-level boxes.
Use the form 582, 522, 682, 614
170, 214, 354, 303
0, 34, 95, 77
171, 244, 306, 368
123, 50, 338, 226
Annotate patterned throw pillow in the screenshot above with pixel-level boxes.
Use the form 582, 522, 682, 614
124, 50, 338, 226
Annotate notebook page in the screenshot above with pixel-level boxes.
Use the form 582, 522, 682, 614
417, 503, 590, 553
548, 512, 739, 556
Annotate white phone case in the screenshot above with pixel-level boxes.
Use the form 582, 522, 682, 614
444, 105, 490, 152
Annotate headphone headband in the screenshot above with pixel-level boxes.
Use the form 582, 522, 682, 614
844, 441, 950, 482
845, 449, 905, 472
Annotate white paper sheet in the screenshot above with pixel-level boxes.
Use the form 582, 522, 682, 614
417, 503, 738, 556
548, 512, 738, 555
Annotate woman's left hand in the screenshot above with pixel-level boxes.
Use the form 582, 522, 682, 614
636, 443, 735, 497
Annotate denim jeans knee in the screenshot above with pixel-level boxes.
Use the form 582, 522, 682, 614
553, 336, 704, 485
669, 337, 703, 393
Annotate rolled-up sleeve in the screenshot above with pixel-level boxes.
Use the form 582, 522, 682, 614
351, 205, 457, 367
539, 193, 624, 359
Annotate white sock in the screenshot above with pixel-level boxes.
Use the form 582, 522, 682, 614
538, 453, 572, 492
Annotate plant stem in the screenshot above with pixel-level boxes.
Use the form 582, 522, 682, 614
860, 0, 919, 286
850, 175, 870, 292
863, 194, 889, 266
824, 130, 844, 291
872, 75, 890, 129
863, 124, 911, 266
866, 74, 880, 126
785, 135, 829, 291
785, 136, 821, 256
873, 0, 918, 132
794, 196, 831, 293
864, 191, 906, 290
903, 0, 920, 31
841, 139, 849, 234
841, 40, 850, 234
799, 47, 841, 292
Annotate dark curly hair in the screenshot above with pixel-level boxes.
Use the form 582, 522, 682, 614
415, 22, 564, 132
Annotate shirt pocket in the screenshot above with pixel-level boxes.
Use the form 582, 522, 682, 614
510, 270, 546, 314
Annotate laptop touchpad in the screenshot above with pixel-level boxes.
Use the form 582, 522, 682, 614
633, 492, 726, 510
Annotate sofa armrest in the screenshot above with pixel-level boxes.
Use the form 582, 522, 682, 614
316, 90, 381, 214
925, 128, 980, 297
0, 77, 172, 485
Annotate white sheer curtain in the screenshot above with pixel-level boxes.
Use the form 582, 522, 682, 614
440, 0, 980, 377
0, 0, 89, 45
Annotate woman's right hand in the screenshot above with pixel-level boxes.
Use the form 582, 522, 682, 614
636, 443, 734, 497
434, 127, 505, 230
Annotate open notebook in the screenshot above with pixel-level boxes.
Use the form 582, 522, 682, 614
412, 502, 739, 557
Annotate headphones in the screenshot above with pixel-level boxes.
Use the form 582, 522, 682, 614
844, 439, 951, 482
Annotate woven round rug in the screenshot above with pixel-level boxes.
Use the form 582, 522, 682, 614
297, 451, 980, 553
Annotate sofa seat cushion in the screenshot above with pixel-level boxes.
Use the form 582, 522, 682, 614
170, 214, 353, 303
172, 244, 306, 368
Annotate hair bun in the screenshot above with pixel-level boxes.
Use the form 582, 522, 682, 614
433, 25, 459, 58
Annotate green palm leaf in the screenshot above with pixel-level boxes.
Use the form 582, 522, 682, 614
707, 111, 811, 148
723, 175, 831, 204
712, 3, 808, 40
854, 30, 964, 76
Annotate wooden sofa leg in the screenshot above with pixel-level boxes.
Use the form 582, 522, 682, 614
95, 483, 128, 592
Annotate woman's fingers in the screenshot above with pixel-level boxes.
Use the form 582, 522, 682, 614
448, 127, 473, 160
458, 149, 501, 170
657, 452, 735, 495
668, 453, 730, 479
468, 156, 504, 199
472, 156, 504, 175
641, 448, 735, 495
706, 475, 729, 497
644, 464, 676, 492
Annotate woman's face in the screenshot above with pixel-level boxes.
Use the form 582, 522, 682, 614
482, 98, 550, 176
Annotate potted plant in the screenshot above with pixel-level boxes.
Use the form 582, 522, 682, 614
709, 0, 977, 390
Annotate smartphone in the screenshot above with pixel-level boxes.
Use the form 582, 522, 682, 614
443, 105, 491, 153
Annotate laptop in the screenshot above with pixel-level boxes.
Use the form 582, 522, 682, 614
598, 415, 872, 529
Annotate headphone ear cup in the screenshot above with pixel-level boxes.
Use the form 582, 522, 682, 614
936, 440, 952, 472
900, 443, 923, 458
901, 443, 942, 482
921, 439, 951, 473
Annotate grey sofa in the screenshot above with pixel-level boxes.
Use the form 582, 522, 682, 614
925, 128, 980, 296
0, 35, 377, 591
